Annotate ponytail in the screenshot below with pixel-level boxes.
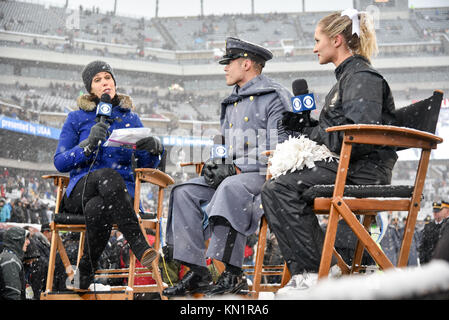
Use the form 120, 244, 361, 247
318, 10, 378, 62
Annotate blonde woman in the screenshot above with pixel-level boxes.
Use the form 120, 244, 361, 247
261, 9, 398, 295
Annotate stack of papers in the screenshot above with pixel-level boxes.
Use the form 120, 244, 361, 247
103, 127, 152, 147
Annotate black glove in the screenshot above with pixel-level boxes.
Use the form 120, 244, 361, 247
202, 158, 236, 189
79, 122, 109, 156
136, 136, 163, 156
281, 111, 318, 132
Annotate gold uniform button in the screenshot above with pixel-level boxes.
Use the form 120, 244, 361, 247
249, 96, 254, 101
234, 102, 238, 107
244, 117, 249, 122
229, 123, 233, 128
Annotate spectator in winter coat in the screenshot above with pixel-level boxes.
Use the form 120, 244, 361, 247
0, 198, 11, 222
10, 199, 26, 223
261, 8, 397, 295
419, 201, 449, 264
432, 212, 449, 263
0, 226, 30, 300
53, 60, 164, 290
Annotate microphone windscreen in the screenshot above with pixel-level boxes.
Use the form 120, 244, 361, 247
292, 79, 308, 96
100, 93, 111, 103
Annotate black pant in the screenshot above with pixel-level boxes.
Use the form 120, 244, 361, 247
61, 168, 149, 274
261, 159, 392, 275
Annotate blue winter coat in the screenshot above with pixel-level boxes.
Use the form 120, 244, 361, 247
54, 93, 161, 199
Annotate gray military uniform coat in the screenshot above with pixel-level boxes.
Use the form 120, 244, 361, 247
166, 74, 291, 268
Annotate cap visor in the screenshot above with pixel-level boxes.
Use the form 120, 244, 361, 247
218, 58, 232, 65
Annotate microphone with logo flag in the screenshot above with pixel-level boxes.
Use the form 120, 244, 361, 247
94, 93, 112, 147
291, 79, 316, 113
97, 93, 113, 123
282, 79, 318, 132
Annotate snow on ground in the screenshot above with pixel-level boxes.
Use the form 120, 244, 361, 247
274, 259, 449, 300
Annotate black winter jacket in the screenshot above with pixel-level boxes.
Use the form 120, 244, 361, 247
303, 55, 398, 170
0, 227, 27, 300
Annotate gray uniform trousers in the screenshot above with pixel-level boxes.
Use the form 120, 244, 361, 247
166, 172, 266, 268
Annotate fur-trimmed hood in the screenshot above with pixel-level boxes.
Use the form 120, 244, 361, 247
76, 93, 135, 111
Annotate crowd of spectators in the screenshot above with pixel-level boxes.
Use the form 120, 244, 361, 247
0, 78, 224, 127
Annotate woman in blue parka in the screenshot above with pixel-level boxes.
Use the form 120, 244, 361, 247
54, 60, 164, 290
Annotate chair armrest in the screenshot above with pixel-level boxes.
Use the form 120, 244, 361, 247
180, 162, 205, 176
180, 162, 205, 167
261, 150, 275, 157
42, 174, 70, 188
134, 168, 175, 188
326, 124, 443, 149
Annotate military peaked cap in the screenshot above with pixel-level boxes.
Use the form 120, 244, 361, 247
219, 37, 273, 66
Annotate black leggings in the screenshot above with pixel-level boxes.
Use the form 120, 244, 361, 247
61, 168, 149, 273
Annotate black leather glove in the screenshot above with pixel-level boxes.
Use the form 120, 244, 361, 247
202, 158, 236, 189
281, 111, 318, 132
79, 122, 109, 156
136, 136, 163, 156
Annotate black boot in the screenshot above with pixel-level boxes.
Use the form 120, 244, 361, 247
163, 269, 212, 297
205, 270, 249, 296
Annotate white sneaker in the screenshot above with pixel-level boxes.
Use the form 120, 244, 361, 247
276, 272, 317, 296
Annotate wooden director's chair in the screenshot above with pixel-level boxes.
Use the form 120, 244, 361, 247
259, 90, 444, 283
40, 168, 174, 300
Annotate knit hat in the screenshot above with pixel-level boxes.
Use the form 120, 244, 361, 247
81, 60, 116, 93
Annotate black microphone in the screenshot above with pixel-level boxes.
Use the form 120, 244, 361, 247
292, 78, 308, 96
291, 79, 316, 113
210, 135, 228, 160
96, 93, 113, 123
95, 93, 113, 146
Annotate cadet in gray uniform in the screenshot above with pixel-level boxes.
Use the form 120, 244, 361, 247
163, 37, 292, 297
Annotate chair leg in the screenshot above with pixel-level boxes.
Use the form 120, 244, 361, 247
44, 227, 58, 292
76, 231, 85, 267
318, 205, 340, 279
279, 262, 291, 287
351, 214, 374, 273
333, 198, 394, 271
56, 234, 75, 280
251, 216, 268, 299
128, 250, 136, 289
152, 257, 168, 300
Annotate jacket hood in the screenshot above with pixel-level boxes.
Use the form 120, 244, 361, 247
76, 93, 135, 112
3, 227, 27, 260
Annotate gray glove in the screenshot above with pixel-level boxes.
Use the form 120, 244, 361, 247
79, 122, 109, 156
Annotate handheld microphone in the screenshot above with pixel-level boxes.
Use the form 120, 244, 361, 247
210, 135, 228, 160
291, 79, 316, 113
96, 93, 113, 123
95, 93, 112, 146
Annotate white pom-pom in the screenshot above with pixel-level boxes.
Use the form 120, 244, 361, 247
269, 135, 338, 179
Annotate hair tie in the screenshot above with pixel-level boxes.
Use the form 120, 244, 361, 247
341, 8, 360, 36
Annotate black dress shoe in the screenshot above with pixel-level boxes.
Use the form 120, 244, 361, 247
205, 270, 249, 296
163, 270, 212, 297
